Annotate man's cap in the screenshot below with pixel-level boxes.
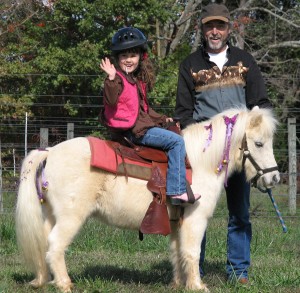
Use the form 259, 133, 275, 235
200, 3, 230, 24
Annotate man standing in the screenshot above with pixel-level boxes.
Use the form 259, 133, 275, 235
175, 3, 272, 283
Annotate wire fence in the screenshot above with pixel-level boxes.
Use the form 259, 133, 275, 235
0, 94, 299, 216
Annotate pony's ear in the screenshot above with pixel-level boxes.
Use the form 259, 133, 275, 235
250, 114, 262, 128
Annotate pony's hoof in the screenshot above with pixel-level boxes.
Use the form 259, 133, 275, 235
170, 280, 181, 289
186, 282, 209, 292
29, 278, 46, 288
57, 282, 73, 293
51, 278, 73, 293
201, 283, 210, 292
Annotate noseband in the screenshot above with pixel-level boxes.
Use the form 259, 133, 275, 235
240, 135, 278, 188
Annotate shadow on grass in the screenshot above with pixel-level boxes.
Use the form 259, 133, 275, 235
202, 260, 228, 285
12, 272, 32, 284
74, 259, 226, 286
75, 260, 173, 285
11, 260, 226, 288
202, 259, 226, 277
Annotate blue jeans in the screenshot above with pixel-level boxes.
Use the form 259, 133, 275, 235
200, 171, 251, 279
126, 127, 186, 195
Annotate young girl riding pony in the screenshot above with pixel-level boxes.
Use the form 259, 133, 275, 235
100, 27, 200, 205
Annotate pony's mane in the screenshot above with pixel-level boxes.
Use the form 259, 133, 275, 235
182, 107, 277, 173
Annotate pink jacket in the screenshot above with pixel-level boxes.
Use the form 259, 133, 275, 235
104, 71, 148, 129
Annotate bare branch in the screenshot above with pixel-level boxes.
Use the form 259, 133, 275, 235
253, 41, 300, 58
233, 7, 300, 29
176, 10, 201, 26
267, 41, 300, 48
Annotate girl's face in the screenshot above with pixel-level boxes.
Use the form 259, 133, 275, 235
118, 51, 140, 74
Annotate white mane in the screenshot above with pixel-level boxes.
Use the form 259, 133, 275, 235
182, 107, 277, 176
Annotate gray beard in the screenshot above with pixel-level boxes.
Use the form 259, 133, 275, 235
207, 39, 227, 51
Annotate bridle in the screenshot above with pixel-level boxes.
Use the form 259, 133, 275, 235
240, 135, 278, 188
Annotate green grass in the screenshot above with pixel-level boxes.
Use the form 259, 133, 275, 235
0, 186, 299, 293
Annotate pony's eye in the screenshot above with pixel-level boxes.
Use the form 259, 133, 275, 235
255, 141, 263, 148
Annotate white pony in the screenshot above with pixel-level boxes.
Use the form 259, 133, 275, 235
15, 107, 280, 292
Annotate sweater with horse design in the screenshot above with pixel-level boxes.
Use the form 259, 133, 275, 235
175, 43, 272, 129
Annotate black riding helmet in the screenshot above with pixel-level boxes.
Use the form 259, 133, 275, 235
111, 27, 148, 53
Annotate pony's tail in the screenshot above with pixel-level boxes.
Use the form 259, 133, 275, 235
15, 149, 50, 279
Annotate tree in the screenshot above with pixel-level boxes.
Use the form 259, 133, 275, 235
153, 0, 299, 121
0, 0, 299, 143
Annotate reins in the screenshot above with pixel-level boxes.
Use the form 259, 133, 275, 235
240, 135, 278, 189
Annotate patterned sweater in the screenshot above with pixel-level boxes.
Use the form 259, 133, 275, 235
175, 43, 272, 129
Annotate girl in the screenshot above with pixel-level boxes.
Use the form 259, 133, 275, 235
100, 27, 200, 205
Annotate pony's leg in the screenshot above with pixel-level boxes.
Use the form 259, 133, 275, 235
169, 220, 182, 288
168, 204, 188, 288
179, 210, 209, 292
46, 215, 85, 293
41, 204, 56, 284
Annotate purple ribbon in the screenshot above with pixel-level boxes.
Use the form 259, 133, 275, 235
36, 149, 49, 203
216, 114, 238, 186
203, 123, 213, 152
36, 164, 48, 203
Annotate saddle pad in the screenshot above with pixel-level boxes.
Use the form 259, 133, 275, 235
87, 136, 192, 183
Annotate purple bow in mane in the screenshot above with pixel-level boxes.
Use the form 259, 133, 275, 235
203, 123, 213, 152
216, 114, 239, 186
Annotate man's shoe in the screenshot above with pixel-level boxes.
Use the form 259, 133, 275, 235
227, 276, 249, 285
238, 277, 249, 285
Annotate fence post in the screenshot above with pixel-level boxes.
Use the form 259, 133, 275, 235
288, 118, 297, 215
40, 128, 49, 148
67, 123, 74, 140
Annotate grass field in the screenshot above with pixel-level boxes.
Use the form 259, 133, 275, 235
0, 186, 299, 293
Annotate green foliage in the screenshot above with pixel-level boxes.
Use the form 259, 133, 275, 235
0, 0, 176, 142
0, 95, 33, 120
0, 214, 17, 255
150, 43, 192, 117
0, 0, 299, 151
154, 44, 189, 100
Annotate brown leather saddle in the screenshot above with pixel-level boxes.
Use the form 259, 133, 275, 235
106, 137, 170, 239
105, 127, 194, 240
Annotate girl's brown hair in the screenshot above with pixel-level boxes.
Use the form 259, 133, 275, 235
113, 47, 156, 92
138, 55, 156, 91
